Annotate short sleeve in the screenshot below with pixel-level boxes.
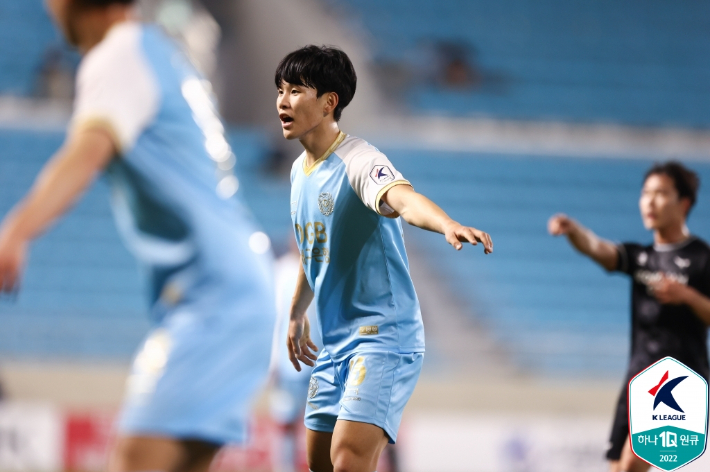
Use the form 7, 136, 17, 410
70, 23, 159, 153
341, 145, 411, 216
615, 242, 642, 275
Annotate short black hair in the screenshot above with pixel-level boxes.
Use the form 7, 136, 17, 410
274, 45, 357, 122
644, 161, 700, 213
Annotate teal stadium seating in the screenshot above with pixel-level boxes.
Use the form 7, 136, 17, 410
0, 1, 62, 96
329, 0, 710, 127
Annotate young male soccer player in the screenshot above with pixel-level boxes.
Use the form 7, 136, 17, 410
0, 1, 275, 470
548, 162, 710, 472
275, 45, 494, 472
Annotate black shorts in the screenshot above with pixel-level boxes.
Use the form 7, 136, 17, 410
606, 383, 629, 461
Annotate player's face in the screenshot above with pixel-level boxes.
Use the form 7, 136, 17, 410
45, 0, 81, 46
277, 81, 331, 140
639, 173, 687, 231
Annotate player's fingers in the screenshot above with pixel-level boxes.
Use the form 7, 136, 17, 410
289, 333, 302, 357
298, 353, 315, 367
482, 232, 493, 254
459, 228, 478, 246
301, 343, 318, 361
306, 339, 319, 353
286, 340, 302, 372
446, 233, 462, 250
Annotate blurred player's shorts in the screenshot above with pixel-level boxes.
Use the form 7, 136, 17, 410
118, 304, 273, 445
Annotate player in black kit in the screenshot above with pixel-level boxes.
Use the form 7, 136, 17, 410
548, 162, 710, 472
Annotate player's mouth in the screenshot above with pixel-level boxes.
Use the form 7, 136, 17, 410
280, 114, 294, 129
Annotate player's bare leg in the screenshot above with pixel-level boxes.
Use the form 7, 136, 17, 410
108, 435, 220, 472
307, 429, 335, 472
307, 421, 389, 472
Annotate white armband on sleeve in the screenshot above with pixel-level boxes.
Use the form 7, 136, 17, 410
70, 23, 159, 153
342, 142, 411, 216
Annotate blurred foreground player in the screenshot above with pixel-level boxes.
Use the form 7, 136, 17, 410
276, 46, 493, 472
548, 162, 710, 472
0, 0, 275, 470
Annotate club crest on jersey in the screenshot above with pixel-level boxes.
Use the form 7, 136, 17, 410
308, 377, 318, 399
370, 165, 395, 185
318, 192, 334, 216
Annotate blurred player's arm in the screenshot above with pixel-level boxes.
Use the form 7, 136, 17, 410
0, 128, 116, 293
287, 263, 318, 371
651, 276, 710, 325
382, 184, 493, 253
548, 213, 618, 271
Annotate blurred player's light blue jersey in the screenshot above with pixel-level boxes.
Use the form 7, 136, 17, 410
290, 133, 425, 362
69, 22, 275, 443
70, 22, 273, 319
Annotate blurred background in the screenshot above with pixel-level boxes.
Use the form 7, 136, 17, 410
1, 0, 710, 471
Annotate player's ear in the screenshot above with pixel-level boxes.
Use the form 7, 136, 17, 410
323, 92, 339, 118
680, 197, 691, 217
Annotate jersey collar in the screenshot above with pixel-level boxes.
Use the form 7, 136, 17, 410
654, 236, 696, 252
303, 131, 346, 177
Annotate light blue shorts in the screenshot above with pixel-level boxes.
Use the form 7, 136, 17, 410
304, 350, 424, 443
117, 303, 274, 445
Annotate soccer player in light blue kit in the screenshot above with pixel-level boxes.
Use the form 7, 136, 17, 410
275, 46, 493, 472
0, 1, 275, 470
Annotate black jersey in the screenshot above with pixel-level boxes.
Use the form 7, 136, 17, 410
615, 236, 710, 379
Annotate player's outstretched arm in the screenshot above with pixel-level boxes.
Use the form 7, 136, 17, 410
287, 263, 319, 371
0, 128, 115, 294
382, 184, 493, 253
547, 213, 618, 271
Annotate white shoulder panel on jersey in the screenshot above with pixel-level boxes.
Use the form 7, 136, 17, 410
335, 135, 411, 216
71, 22, 160, 153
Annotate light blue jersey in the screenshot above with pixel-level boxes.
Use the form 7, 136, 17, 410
290, 132, 425, 362
71, 22, 273, 318
69, 22, 275, 444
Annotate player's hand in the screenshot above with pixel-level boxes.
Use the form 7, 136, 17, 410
548, 214, 577, 236
0, 230, 27, 296
287, 314, 319, 372
443, 222, 493, 253
650, 275, 691, 305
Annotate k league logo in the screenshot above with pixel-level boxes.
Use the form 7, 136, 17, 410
370, 165, 395, 185
629, 357, 708, 471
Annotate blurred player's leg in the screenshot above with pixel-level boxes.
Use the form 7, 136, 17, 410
108, 436, 219, 472
618, 439, 651, 472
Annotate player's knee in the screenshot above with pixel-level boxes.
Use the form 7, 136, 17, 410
307, 450, 334, 472
331, 445, 371, 472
